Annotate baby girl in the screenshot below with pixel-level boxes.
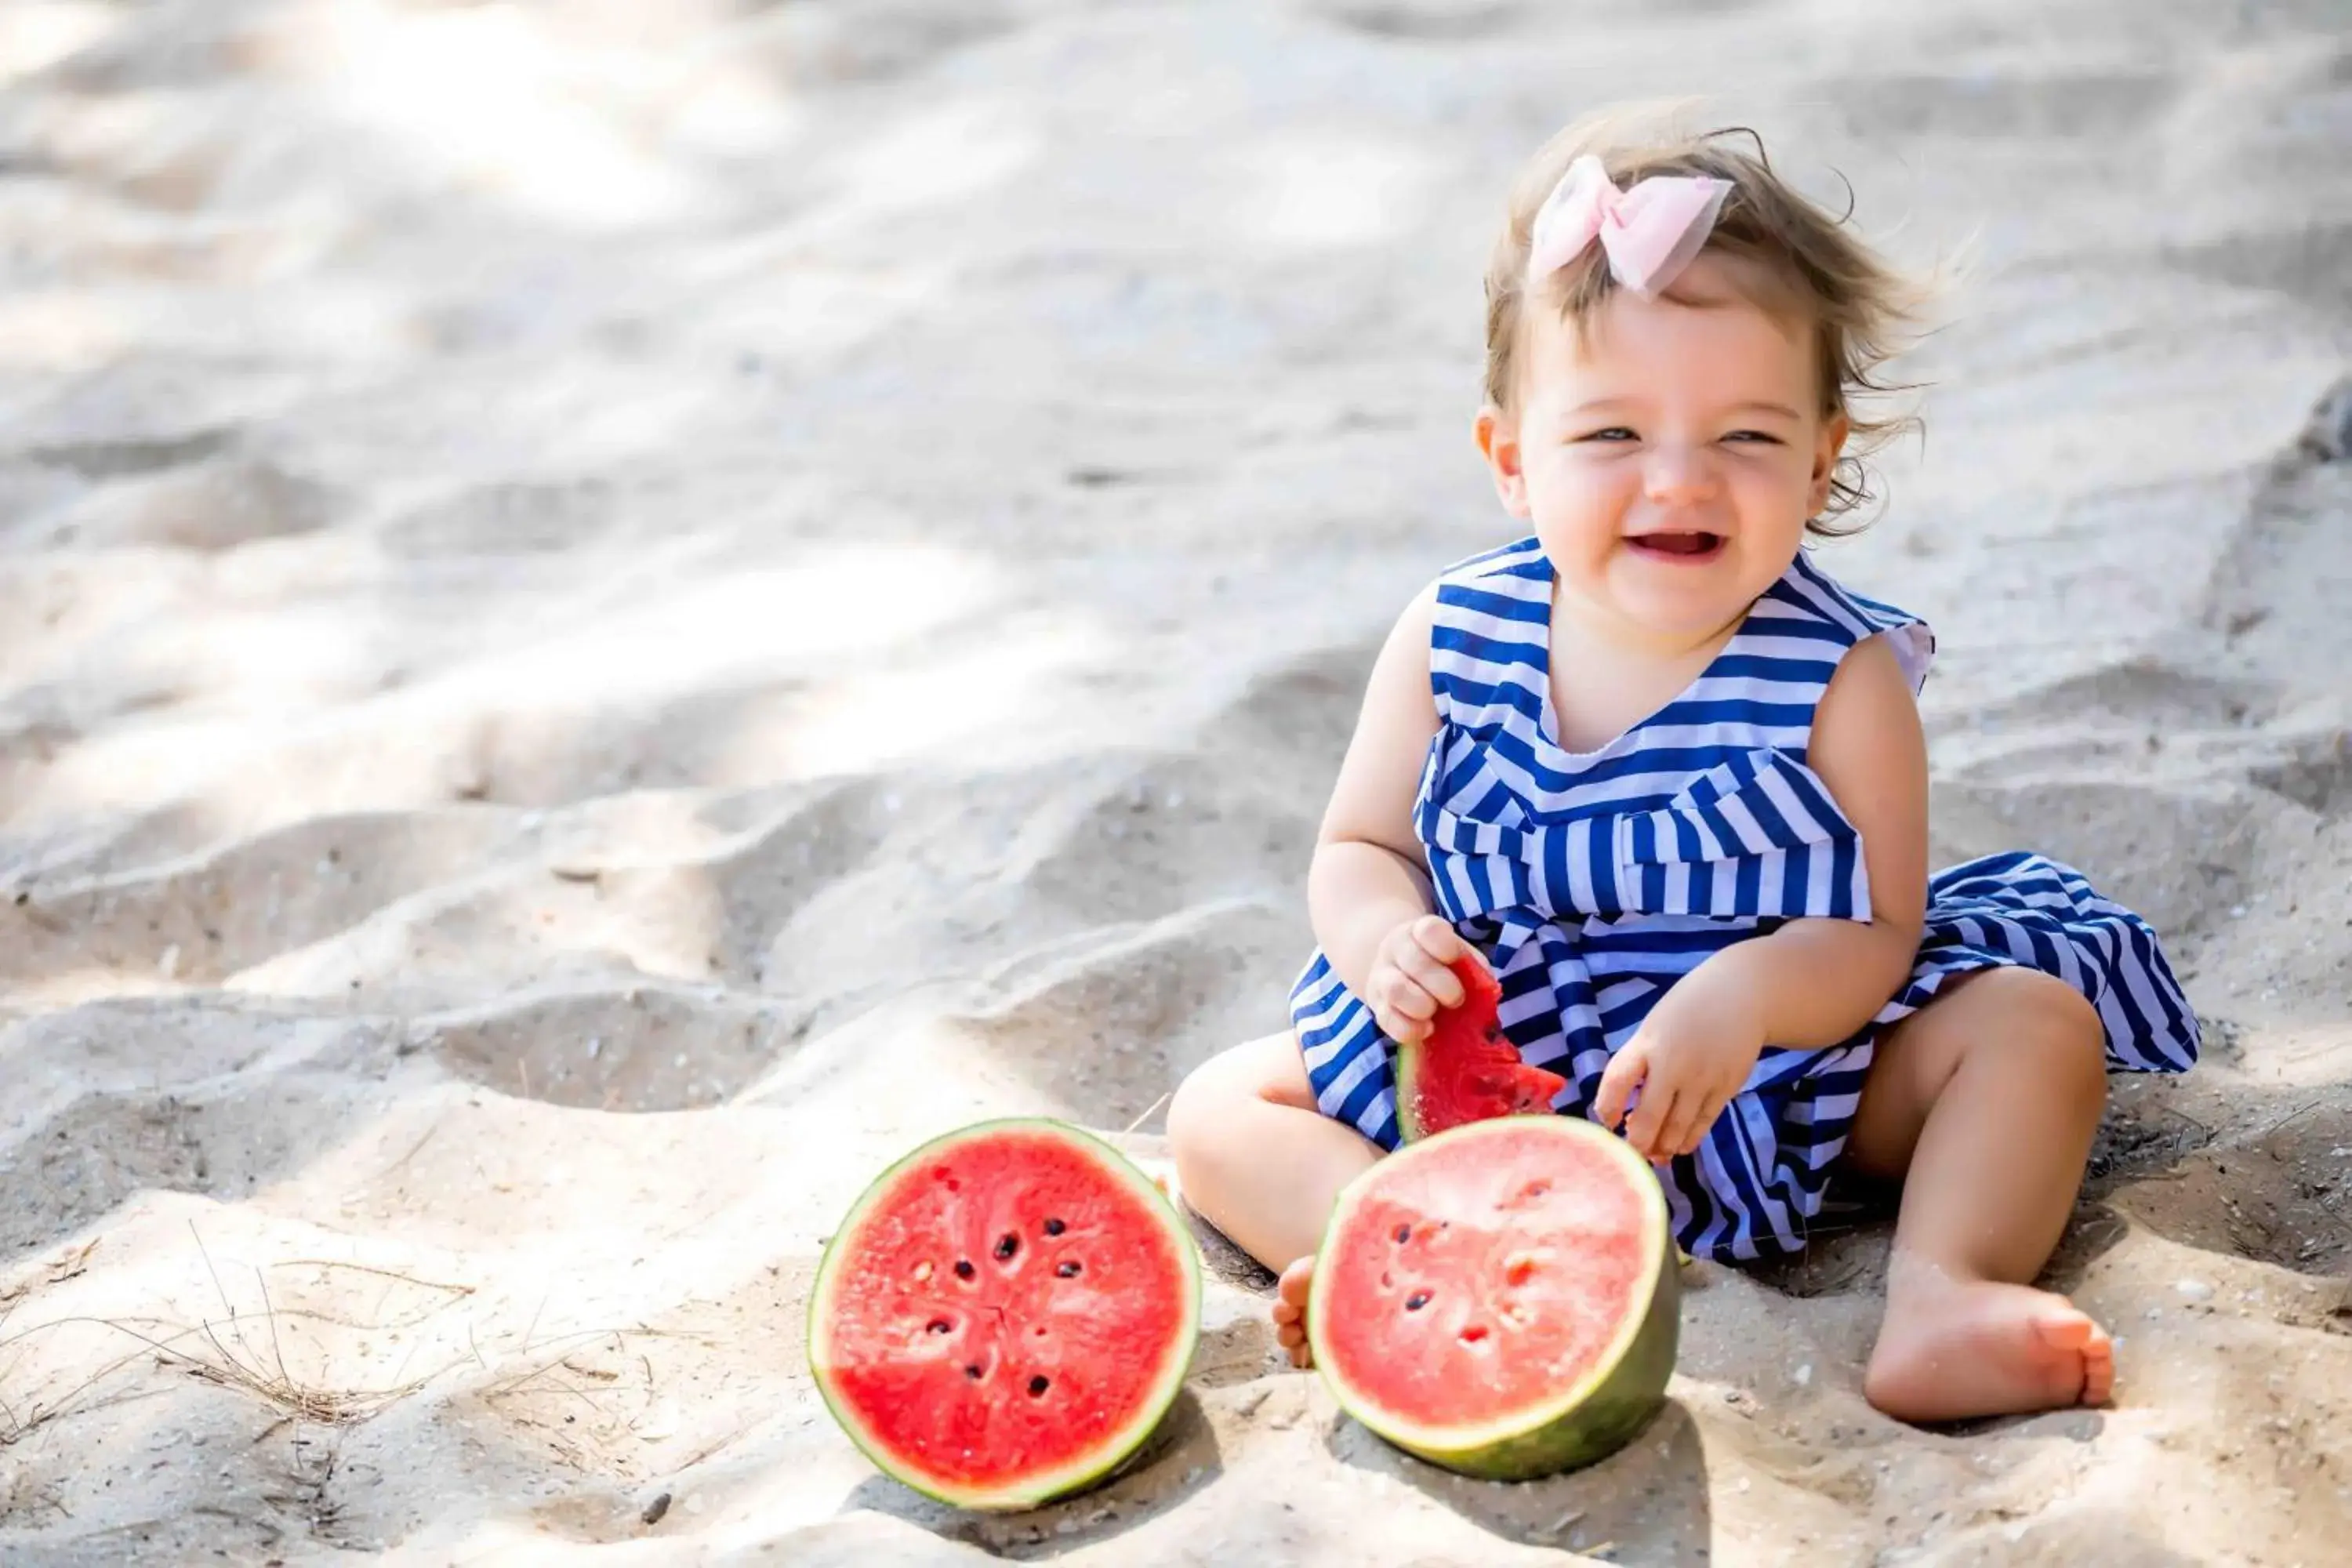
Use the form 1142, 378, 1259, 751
1167, 112, 2198, 1424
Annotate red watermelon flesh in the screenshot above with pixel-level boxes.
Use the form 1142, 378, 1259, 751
1308, 1116, 1678, 1479
1396, 956, 1568, 1141
809, 1120, 1200, 1512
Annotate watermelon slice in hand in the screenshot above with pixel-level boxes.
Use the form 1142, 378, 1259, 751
1396, 956, 1568, 1142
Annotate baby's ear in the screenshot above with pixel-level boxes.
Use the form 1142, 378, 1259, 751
1474, 405, 1532, 518
1809, 412, 1852, 512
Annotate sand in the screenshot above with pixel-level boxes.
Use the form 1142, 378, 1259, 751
1, 1, 2347, 1563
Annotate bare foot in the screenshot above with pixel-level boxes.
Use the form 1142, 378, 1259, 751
1864, 1272, 2114, 1423
1133, 1157, 1178, 1205
1270, 1255, 1315, 1369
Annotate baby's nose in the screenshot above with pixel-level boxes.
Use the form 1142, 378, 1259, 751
1641, 447, 1721, 504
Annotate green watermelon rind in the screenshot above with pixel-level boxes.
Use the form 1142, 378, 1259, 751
1392, 1025, 1559, 1143
1392, 1034, 1443, 1142
1305, 1116, 1679, 1482
806, 1117, 1203, 1513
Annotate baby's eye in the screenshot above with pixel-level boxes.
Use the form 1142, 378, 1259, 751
1722, 430, 1783, 445
1577, 426, 1639, 443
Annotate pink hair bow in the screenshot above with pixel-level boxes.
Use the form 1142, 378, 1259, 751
1526, 154, 1733, 298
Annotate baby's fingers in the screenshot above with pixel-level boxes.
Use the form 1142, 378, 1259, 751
1594, 1039, 1648, 1130
1623, 1079, 1679, 1161
1375, 969, 1439, 1024
1379, 1013, 1432, 1046
1405, 915, 1473, 968
1371, 984, 1434, 1046
1392, 940, 1466, 1011
1658, 1091, 1715, 1161
1682, 1084, 1741, 1157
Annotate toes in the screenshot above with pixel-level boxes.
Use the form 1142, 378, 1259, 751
1270, 1298, 1301, 1327
1276, 1257, 1316, 1308
1866, 1280, 2120, 1422
2081, 1333, 2117, 1406
2031, 1307, 2096, 1352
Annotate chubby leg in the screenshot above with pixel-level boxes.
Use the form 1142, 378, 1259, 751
1167, 1032, 1381, 1367
1844, 966, 2114, 1422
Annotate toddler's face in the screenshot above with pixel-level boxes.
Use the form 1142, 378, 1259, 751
1481, 255, 1846, 648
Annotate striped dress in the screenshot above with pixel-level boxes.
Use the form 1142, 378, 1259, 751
1290, 537, 2198, 1262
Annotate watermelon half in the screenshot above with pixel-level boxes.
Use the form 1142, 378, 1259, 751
1308, 1116, 1677, 1480
808, 1119, 1201, 1512
1396, 956, 1568, 1141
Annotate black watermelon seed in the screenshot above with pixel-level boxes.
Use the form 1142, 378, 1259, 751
926, 1319, 951, 1334
1029, 1375, 1051, 1396
965, 1364, 983, 1379
953, 1259, 975, 1279
1043, 1218, 1067, 1236
995, 1233, 1019, 1261
1393, 1224, 1411, 1244
1406, 1291, 1431, 1311
1056, 1261, 1082, 1278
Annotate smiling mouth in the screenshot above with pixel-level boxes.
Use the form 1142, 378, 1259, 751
1627, 532, 1725, 561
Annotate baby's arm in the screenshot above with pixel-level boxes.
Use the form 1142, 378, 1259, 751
1703, 631, 1930, 1040
1599, 633, 1929, 1159
1308, 586, 1473, 1043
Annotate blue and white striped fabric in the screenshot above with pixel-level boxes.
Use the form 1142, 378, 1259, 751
1290, 536, 2198, 1261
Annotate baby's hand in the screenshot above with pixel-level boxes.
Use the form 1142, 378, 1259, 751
1593, 964, 1766, 1163
1367, 916, 1483, 1045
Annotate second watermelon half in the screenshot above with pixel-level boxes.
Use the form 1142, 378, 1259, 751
1308, 1116, 1678, 1480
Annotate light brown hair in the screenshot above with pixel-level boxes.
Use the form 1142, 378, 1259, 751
1484, 111, 1926, 533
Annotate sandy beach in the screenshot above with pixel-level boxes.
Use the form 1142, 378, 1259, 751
2, 1, 2348, 1562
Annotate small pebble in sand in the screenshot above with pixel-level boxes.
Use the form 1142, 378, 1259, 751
2176, 1279, 2214, 1301
2147, 1307, 2164, 1320
1792, 1363, 1813, 1387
